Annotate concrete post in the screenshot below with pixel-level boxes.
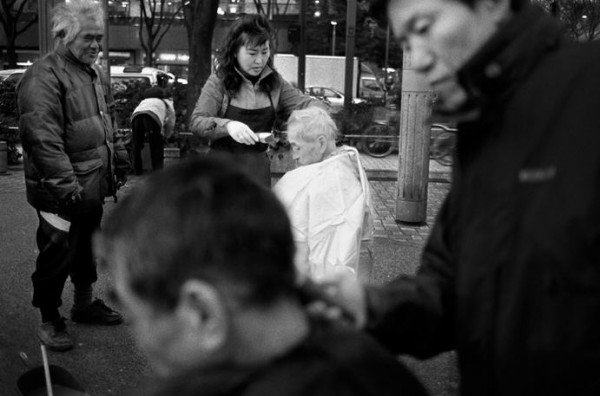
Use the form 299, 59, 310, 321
396, 51, 433, 223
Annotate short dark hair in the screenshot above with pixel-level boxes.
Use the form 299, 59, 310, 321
369, 0, 530, 26
217, 13, 280, 96
99, 155, 297, 312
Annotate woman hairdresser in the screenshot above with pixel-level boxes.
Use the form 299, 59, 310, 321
190, 13, 324, 186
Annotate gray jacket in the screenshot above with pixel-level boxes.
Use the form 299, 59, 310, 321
190, 66, 324, 141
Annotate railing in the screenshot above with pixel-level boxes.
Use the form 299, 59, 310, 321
340, 123, 457, 165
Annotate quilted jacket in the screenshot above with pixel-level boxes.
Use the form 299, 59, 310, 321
18, 46, 130, 214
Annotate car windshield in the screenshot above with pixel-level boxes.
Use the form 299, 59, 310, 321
111, 76, 152, 92
308, 87, 343, 98
323, 88, 342, 99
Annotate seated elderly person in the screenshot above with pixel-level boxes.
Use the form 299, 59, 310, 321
274, 107, 373, 279
95, 156, 426, 396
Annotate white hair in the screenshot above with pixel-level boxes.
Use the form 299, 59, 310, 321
52, 0, 104, 47
287, 106, 339, 143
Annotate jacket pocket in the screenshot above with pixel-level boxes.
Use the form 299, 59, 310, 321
72, 158, 104, 206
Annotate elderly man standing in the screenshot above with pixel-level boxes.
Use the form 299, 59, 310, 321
273, 107, 373, 279
18, 0, 130, 351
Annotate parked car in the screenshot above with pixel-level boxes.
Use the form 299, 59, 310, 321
359, 76, 386, 100
0, 69, 25, 84
110, 65, 173, 92
305, 86, 365, 112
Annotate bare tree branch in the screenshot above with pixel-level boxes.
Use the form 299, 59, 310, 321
0, 0, 37, 68
15, 13, 36, 36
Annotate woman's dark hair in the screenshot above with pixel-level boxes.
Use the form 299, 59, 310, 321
217, 13, 280, 97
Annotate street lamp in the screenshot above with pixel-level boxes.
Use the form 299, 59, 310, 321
331, 21, 337, 56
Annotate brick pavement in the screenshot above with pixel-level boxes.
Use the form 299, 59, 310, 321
0, 155, 451, 242
369, 180, 449, 242
359, 153, 451, 242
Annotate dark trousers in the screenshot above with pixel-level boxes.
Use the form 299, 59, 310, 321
32, 207, 102, 310
132, 114, 164, 174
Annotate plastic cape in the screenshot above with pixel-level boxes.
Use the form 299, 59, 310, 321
274, 146, 373, 279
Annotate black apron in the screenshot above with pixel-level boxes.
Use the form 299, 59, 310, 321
210, 95, 276, 187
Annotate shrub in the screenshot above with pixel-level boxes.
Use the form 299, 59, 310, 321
0, 80, 21, 164
332, 102, 375, 137
0, 80, 19, 127
113, 79, 151, 129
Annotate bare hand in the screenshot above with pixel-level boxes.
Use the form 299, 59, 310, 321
301, 272, 368, 328
226, 121, 259, 145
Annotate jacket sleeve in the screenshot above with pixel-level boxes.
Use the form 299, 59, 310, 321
189, 74, 231, 141
365, 193, 457, 359
18, 69, 82, 202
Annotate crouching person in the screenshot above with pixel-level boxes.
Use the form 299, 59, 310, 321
274, 107, 373, 279
95, 156, 426, 396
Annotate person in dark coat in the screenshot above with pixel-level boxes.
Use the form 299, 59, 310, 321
312, 0, 600, 395
17, 0, 130, 352
96, 156, 428, 396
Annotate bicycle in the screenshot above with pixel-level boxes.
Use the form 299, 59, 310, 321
360, 122, 457, 166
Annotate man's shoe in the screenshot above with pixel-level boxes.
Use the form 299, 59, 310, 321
39, 318, 73, 352
71, 299, 123, 325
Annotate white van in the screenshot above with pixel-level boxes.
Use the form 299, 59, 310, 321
110, 65, 173, 92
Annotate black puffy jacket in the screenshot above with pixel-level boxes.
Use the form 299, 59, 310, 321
18, 46, 130, 214
366, 5, 600, 396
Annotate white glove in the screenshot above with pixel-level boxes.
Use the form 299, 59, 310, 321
226, 121, 259, 145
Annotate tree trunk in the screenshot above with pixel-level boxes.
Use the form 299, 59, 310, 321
1, 0, 38, 68
144, 44, 154, 66
6, 38, 18, 68
183, 0, 219, 128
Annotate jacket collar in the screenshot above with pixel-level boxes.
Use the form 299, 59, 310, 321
55, 44, 98, 77
235, 64, 274, 85
435, 4, 566, 121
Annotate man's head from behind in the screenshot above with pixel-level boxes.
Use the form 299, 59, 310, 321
96, 156, 297, 376
370, 0, 526, 113
287, 106, 339, 166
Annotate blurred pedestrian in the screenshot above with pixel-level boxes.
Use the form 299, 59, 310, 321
312, 0, 600, 395
131, 87, 176, 174
17, 0, 130, 352
96, 156, 427, 396
274, 107, 373, 279
190, 13, 325, 186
